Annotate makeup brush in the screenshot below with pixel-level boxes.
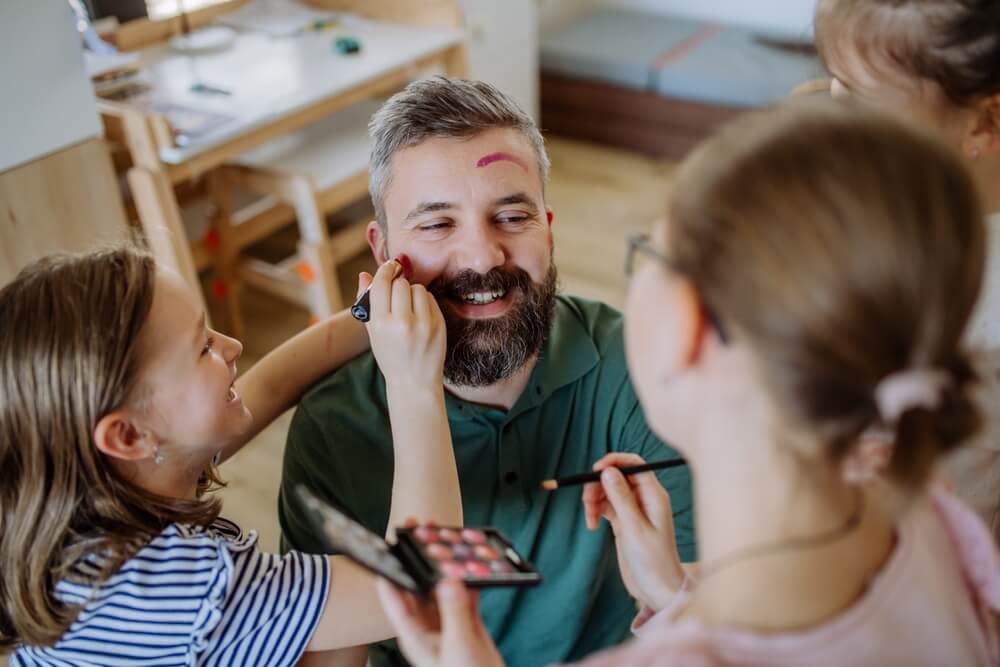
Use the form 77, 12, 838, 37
351, 254, 413, 322
540, 458, 686, 491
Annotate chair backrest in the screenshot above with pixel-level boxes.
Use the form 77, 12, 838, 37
301, 0, 463, 29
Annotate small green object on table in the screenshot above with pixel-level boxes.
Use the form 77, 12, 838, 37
334, 36, 361, 55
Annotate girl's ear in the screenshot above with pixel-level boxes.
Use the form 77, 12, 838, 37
963, 93, 1000, 158
674, 277, 712, 370
94, 411, 155, 462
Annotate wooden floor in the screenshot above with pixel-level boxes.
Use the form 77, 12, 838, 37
216, 136, 675, 553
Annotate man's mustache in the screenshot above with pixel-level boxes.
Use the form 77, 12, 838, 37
427, 267, 533, 302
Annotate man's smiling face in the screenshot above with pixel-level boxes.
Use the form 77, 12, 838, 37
368, 127, 557, 386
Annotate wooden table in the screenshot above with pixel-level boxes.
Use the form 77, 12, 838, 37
101, 15, 466, 312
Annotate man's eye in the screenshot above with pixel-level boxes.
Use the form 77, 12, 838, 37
420, 221, 452, 231
498, 214, 529, 224
201, 337, 214, 356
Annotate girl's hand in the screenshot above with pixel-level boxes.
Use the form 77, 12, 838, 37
582, 453, 685, 611
377, 578, 505, 667
360, 260, 446, 391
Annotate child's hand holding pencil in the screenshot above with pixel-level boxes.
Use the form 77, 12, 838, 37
577, 453, 687, 612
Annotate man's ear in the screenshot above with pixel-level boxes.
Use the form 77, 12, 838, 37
367, 220, 388, 264
963, 93, 1000, 158
93, 410, 155, 462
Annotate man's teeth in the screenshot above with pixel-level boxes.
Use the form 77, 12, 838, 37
461, 290, 506, 305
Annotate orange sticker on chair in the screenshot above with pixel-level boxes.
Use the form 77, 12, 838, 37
211, 278, 227, 300
202, 229, 219, 251
296, 261, 317, 283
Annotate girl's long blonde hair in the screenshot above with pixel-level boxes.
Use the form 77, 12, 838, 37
0, 245, 223, 649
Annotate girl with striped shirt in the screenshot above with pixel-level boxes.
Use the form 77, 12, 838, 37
0, 246, 461, 666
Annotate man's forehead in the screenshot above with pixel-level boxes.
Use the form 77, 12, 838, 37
397, 128, 535, 170
385, 130, 544, 213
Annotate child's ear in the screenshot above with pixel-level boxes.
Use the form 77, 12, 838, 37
963, 93, 1000, 158
675, 278, 711, 369
94, 411, 155, 462
367, 220, 388, 265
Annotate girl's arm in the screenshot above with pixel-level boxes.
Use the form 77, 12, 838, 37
221, 309, 369, 463
305, 261, 462, 653
372, 271, 461, 537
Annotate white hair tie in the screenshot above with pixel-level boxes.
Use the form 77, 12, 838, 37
874, 369, 951, 424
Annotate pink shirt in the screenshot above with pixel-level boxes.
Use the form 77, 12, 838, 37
574, 488, 1000, 666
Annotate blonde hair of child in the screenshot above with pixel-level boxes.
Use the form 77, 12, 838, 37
0, 245, 225, 649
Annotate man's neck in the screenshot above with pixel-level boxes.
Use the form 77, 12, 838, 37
444, 354, 539, 411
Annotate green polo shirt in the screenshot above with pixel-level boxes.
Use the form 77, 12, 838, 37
278, 295, 695, 666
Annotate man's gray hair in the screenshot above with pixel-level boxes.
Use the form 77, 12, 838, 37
368, 76, 550, 228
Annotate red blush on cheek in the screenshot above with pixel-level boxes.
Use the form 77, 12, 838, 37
393, 254, 414, 280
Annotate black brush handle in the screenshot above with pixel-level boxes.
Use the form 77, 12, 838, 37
551, 458, 686, 488
351, 288, 372, 322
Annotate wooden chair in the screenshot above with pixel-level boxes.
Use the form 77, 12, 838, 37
208, 1, 466, 336
212, 100, 379, 335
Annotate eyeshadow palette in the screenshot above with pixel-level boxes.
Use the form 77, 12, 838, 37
297, 486, 542, 597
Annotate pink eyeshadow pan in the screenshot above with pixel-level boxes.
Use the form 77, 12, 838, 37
474, 545, 498, 560
439, 528, 463, 544
426, 543, 452, 560
414, 527, 439, 543
461, 529, 487, 544
464, 560, 491, 577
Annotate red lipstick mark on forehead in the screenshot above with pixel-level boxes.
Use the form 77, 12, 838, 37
476, 152, 528, 171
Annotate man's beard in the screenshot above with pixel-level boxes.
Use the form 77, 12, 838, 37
428, 264, 558, 387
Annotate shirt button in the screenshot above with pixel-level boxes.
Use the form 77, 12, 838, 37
504, 471, 519, 485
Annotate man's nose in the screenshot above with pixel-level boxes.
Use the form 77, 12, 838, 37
454, 224, 506, 274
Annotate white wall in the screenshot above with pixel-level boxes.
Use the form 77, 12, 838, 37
539, 0, 598, 31
0, 0, 102, 172
461, 0, 540, 119
541, 0, 818, 38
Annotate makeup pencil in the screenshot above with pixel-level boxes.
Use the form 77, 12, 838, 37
351, 254, 413, 322
540, 458, 686, 490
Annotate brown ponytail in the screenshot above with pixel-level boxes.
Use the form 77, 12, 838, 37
667, 98, 984, 493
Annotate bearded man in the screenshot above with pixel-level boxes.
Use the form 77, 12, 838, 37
279, 77, 694, 667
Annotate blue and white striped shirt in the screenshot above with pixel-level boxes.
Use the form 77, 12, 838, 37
12, 518, 329, 666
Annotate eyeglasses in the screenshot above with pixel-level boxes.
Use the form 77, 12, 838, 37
625, 233, 675, 278
624, 233, 729, 344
